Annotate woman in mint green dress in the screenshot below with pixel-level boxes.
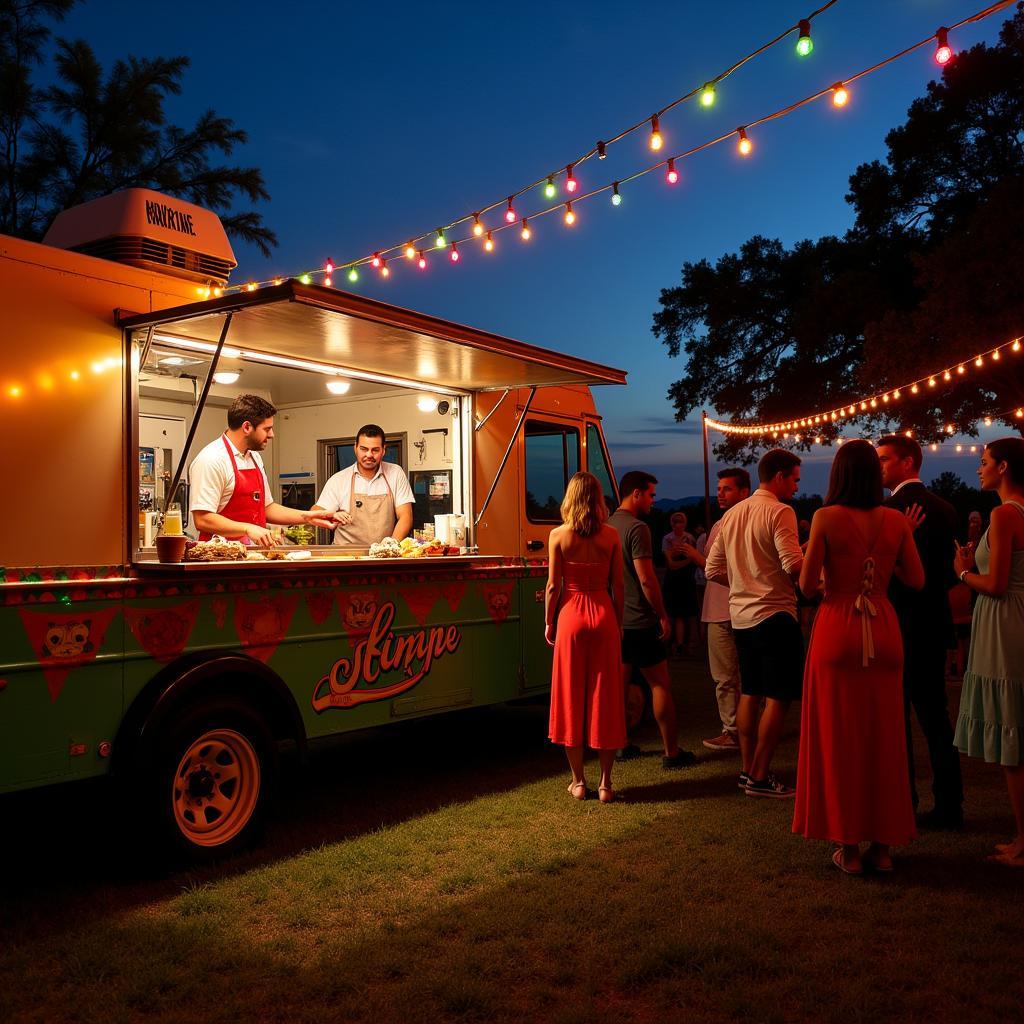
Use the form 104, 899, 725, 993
954, 437, 1024, 867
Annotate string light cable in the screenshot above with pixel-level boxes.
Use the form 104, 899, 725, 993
704, 333, 1024, 439
222, 1, 845, 293
221, 0, 1013, 295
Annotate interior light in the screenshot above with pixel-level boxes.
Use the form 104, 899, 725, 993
212, 370, 241, 385
326, 379, 351, 395
417, 396, 438, 412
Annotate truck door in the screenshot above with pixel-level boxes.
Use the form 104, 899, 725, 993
521, 416, 581, 559
583, 416, 619, 513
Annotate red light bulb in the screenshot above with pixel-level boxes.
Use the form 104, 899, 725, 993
450, 242, 460, 263
666, 158, 678, 185
417, 251, 427, 270
935, 28, 952, 65
566, 164, 578, 193
505, 196, 516, 223
371, 252, 381, 268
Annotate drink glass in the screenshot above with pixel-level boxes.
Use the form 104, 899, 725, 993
163, 502, 183, 536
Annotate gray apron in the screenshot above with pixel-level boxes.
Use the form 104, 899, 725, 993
333, 466, 397, 546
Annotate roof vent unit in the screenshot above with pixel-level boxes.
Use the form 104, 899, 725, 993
42, 188, 237, 285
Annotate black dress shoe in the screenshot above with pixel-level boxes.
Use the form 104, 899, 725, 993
920, 808, 964, 831
615, 744, 643, 762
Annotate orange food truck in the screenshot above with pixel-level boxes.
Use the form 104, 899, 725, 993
0, 189, 625, 857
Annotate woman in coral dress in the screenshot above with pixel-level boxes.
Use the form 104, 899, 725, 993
793, 440, 924, 874
546, 471, 625, 803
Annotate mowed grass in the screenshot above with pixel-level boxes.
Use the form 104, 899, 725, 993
1, 661, 1023, 1024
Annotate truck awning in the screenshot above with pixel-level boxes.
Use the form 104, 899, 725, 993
119, 281, 627, 391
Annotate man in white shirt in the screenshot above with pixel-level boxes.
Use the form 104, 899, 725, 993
680, 467, 752, 753
704, 449, 804, 798
189, 394, 333, 546
313, 424, 415, 547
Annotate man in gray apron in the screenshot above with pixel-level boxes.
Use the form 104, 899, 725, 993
313, 423, 415, 547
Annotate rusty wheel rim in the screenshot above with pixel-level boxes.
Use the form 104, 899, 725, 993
171, 728, 261, 848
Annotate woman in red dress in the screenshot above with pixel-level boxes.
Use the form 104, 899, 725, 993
546, 472, 625, 803
793, 440, 924, 874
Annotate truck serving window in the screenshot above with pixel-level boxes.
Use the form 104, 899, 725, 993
525, 420, 580, 523
586, 423, 617, 513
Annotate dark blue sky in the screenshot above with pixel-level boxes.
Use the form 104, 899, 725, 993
64, 1, 1007, 498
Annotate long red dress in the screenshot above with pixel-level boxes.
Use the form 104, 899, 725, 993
548, 560, 626, 750
792, 508, 917, 846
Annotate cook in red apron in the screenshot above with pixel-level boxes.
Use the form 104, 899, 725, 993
198, 434, 267, 542
333, 465, 396, 546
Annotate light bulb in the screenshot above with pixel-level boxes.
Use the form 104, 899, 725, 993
544, 177, 556, 199
473, 215, 484, 237
371, 253, 381, 268
450, 242, 460, 263
417, 251, 427, 270
324, 276, 332, 287
649, 115, 663, 151
796, 20, 813, 57
944, 370, 952, 381
380, 259, 389, 278
435, 229, 446, 249
666, 158, 678, 184
564, 202, 575, 226
324, 258, 335, 274
347, 266, 358, 283
737, 128, 752, 156
935, 27, 952, 65
700, 83, 715, 107
484, 231, 494, 252
832, 83, 849, 108
566, 164, 578, 193
505, 197, 516, 223
975, 356, 984, 367
611, 183, 622, 206
597, 141, 607, 159
326, 379, 350, 395
299, 275, 311, 285
521, 217, 531, 241
417, 396, 438, 413
928, 377, 936, 387
405, 242, 416, 260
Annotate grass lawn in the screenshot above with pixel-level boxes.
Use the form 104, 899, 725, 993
1, 658, 1022, 1024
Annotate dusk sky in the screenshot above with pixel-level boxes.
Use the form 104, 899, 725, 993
62, 0, 1009, 498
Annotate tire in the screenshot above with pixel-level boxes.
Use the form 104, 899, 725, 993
149, 698, 278, 861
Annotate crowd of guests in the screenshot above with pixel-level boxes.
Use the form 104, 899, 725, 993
544, 435, 1024, 872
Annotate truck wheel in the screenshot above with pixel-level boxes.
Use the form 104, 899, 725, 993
153, 699, 277, 859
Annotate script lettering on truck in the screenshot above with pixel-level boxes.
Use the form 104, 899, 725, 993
312, 601, 461, 712
145, 200, 197, 237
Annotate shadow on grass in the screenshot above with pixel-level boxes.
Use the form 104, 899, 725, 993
621, 774, 741, 804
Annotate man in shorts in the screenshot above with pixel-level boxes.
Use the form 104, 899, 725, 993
704, 449, 804, 797
609, 471, 697, 769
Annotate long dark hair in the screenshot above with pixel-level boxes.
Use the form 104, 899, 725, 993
986, 437, 1024, 487
824, 439, 883, 509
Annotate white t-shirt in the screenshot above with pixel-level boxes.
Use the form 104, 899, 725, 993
316, 462, 415, 513
189, 435, 273, 514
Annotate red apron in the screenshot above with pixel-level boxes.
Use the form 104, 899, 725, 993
198, 435, 268, 541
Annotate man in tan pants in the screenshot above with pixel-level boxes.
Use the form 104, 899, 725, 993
680, 468, 751, 752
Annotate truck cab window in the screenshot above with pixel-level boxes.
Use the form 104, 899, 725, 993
525, 421, 580, 522
586, 422, 617, 513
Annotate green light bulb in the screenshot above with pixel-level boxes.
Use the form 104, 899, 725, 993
299, 274, 311, 284
700, 83, 715, 107
544, 179, 556, 199
435, 231, 446, 249
796, 35, 813, 57
347, 267, 358, 283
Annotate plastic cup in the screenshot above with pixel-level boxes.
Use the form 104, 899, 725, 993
156, 534, 187, 563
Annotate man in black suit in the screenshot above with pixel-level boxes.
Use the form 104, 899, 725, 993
878, 434, 964, 829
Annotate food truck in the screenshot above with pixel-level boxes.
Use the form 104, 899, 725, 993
0, 189, 625, 857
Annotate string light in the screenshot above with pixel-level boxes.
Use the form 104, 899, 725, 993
737, 128, 752, 156
796, 19, 813, 57
472, 215, 484, 237
324, 258, 334, 275
324, 275, 332, 287
544, 177, 556, 199
700, 82, 716, 107
666, 158, 679, 184
347, 266, 358, 283
521, 218, 531, 241
505, 198, 516, 224
935, 26, 952, 65
611, 183, 622, 206
484, 231, 495, 252
418, 251, 427, 270
649, 115, 663, 151
957, 364, 966, 374
1014, 340, 1022, 352
565, 165, 578, 193
450, 242, 460, 263
380, 259, 390, 278
597, 141, 607, 159
299, 274, 311, 285
832, 82, 849, 107
975, 355, 984, 367
435, 229, 446, 249
564, 203, 576, 226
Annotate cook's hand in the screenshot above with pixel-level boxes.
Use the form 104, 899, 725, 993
904, 503, 926, 532
300, 510, 336, 530
659, 614, 672, 642
245, 524, 275, 548
331, 510, 353, 526
954, 540, 975, 577
544, 624, 555, 647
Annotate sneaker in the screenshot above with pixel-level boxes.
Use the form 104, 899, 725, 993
744, 774, 796, 799
662, 749, 698, 769
615, 744, 643, 762
702, 731, 740, 753
737, 771, 750, 789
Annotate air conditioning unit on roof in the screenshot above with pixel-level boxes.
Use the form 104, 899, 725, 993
42, 188, 237, 285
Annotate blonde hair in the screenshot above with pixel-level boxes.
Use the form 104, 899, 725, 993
560, 471, 607, 537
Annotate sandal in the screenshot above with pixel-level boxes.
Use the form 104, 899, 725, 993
832, 848, 862, 876
598, 786, 616, 804
567, 780, 587, 801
